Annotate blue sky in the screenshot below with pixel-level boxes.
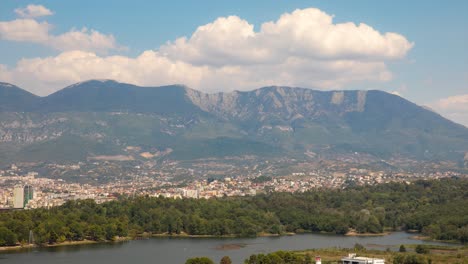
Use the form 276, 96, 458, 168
0, 0, 467, 125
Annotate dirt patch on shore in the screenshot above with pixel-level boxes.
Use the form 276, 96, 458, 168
346, 230, 390, 236
215, 243, 246, 250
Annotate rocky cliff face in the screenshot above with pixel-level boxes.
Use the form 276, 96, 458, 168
0, 80, 467, 163
0, 113, 67, 144
186, 86, 368, 123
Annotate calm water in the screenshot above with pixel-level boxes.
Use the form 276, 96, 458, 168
0, 233, 451, 264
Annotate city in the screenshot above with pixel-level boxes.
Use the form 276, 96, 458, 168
0, 1, 467, 263
1, 157, 465, 209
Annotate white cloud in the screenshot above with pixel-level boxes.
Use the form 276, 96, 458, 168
390, 84, 408, 97
161, 8, 413, 66
0, 64, 13, 83
430, 94, 468, 127
1, 50, 393, 96
0, 5, 120, 53
15, 4, 53, 18
1, 7, 412, 96
0, 19, 51, 43
49, 28, 119, 53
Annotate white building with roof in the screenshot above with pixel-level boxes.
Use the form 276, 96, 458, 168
341, 254, 385, 264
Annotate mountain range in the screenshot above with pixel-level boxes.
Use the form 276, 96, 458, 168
0, 80, 467, 165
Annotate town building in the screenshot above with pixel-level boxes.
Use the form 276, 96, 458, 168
341, 254, 385, 264
23, 185, 34, 207
13, 185, 24, 208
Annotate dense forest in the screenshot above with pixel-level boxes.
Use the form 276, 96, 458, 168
0, 179, 467, 247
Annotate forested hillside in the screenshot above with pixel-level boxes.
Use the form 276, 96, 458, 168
0, 179, 467, 247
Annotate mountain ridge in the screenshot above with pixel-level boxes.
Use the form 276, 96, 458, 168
2, 79, 464, 127
0, 82, 39, 112
4, 79, 464, 128
0, 80, 466, 163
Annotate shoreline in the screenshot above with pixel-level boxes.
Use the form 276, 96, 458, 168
0, 231, 455, 252
151, 231, 294, 238
345, 230, 391, 237
0, 237, 130, 252
409, 235, 460, 244
0, 232, 294, 252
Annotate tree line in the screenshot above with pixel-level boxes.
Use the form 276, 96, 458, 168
0, 178, 467, 247
186, 250, 435, 264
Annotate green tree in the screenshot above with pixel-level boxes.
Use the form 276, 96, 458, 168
393, 254, 427, 264
48, 230, 58, 244
399, 245, 407, 252
0, 178, 467, 247
457, 225, 468, 243
354, 243, 366, 252
104, 223, 117, 241
220, 256, 232, 264
415, 245, 429, 254
185, 257, 215, 264
0, 227, 17, 246
68, 222, 85, 241
88, 224, 105, 241
243, 251, 307, 264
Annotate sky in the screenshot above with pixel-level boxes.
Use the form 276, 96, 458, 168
0, 0, 467, 126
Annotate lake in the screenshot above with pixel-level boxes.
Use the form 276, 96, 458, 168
0, 232, 452, 264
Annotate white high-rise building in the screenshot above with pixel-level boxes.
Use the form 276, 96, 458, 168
13, 185, 24, 208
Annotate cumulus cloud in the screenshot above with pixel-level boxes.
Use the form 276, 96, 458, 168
161, 8, 413, 66
0, 19, 51, 43
15, 4, 53, 18
1, 50, 393, 96
430, 94, 468, 127
1, 7, 412, 96
0, 64, 13, 83
0, 5, 120, 53
49, 28, 120, 53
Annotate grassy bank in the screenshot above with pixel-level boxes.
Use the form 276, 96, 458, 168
250, 246, 468, 264
297, 246, 468, 264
